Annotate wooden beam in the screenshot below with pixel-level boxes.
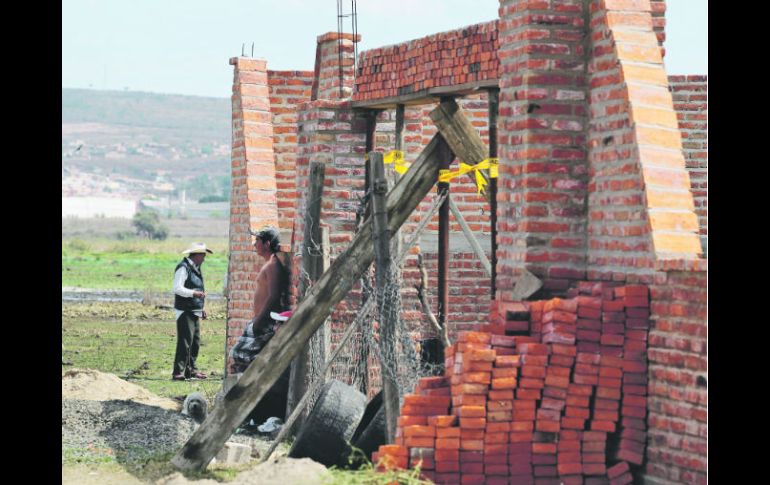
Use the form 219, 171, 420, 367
350, 79, 500, 110
171, 132, 454, 472
286, 161, 325, 429
369, 152, 400, 443
437, 152, 451, 358
429, 99, 491, 205
447, 195, 492, 278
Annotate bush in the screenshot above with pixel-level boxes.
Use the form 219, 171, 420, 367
131, 209, 169, 240
115, 231, 135, 241
198, 194, 228, 203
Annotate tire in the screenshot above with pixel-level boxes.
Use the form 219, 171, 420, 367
288, 380, 367, 468
350, 390, 382, 445
350, 404, 387, 468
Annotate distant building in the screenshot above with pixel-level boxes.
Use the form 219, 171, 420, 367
62, 197, 138, 218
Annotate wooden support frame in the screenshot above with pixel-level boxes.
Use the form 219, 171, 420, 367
171, 130, 454, 472
286, 161, 325, 430
369, 152, 400, 443
429, 99, 492, 205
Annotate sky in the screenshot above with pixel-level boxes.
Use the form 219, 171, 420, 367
62, 0, 707, 99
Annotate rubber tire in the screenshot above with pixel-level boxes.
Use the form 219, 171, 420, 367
288, 380, 367, 468
350, 403, 387, 468
350, 390, 382, 445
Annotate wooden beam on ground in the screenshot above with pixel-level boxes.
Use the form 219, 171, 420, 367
429, 99, 492, 205
369, 152, 400, 443
171, 131, 454, 472
487, 88, 499, 298
447, 195, 492, 278
286, 161, 325, 431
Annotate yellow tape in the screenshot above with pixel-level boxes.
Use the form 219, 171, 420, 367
489, 158, 498, 179
383, 150, 410, 175
365, 150, 410, 175
438, 159, 495, 194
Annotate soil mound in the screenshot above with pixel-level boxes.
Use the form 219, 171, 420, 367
62, 368, 180, 411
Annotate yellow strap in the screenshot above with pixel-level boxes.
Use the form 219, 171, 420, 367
489, 158, 498, 179
438, 159, 495, 194
383, 150, 410, 175
365, 150, 410, 175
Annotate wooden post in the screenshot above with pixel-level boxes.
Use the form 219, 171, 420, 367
171, 132, 454, 472
286, 161, 325, 430
429, 99, 491, 204
392, 104, 405, 260
487, 88, 499, 299
369, 152, 400, 443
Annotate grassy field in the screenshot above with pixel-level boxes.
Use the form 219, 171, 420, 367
62, 301, 228, 399
62, 237, 229, 292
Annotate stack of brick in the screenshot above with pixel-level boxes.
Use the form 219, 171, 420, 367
353, 21, 498, 102
373, 282, 651, 484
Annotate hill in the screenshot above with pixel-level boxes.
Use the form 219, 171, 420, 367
62, 88, 232, 200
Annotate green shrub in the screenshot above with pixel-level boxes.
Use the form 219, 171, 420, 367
132, 209, 169, 240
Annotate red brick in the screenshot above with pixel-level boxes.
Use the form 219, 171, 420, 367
582, 441, 606, 453
436, 438, 461, 450
517, 389, 543, 400
609, 472, 634, 485
510, 431, 535, 442
437, 427, 461, 439
607, 461, 630, 479
451, 384, 488, 396
495, 355, 522, 368
404, 425, 436, 438
582, 463, 607, 475
596, 387, 621, 401
509, 463, 534, 475
435, 449, 460, 461
521, 355, 549, 366
511, 421, 535, 432
435, 460, 460, 473
452, 394, 487, 407
460, 440, 484, 451
460, 417, 486, 429
398, 416, 428, 427
405, 436, 435, 448
492, 368, 518, 378
466, 348, 497, 362
489, 389, 514, 401
549, 355, 575, 367
590, 420, 616, 432
533, 464, 558, 477
429, 415, 459, 427
488, 400, 513, 412
460, 473, 485, 484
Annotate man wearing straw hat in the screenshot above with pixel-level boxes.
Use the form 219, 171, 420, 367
172, 242, 212, 381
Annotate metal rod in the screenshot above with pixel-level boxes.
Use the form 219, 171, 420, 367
448, 195, 492, 278
487, 88, 499, 299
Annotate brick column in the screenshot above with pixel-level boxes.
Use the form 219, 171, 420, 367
226, 57, 279, 361
313, 32, 361, 101
496, 0, 591, 299
668, 75, 707, 256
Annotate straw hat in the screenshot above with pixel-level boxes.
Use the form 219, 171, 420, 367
181, 242, 214, 255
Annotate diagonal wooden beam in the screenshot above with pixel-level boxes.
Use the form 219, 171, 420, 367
429, 98, 492, 204
171, 131, 454, 472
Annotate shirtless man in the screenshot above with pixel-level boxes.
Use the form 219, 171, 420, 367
229, 226, 290, 374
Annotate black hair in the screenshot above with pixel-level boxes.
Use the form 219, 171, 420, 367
256, 226, 281, 253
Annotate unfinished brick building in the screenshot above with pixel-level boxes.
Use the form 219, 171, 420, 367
223, 1, 706, 483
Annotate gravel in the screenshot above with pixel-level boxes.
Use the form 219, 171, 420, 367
62, 398, 274, 465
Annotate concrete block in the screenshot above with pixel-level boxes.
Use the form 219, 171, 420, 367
215, 441, 253, 465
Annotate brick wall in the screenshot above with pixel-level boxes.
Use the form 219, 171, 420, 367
354, 21, 498, 102
496, 0, 591, 297
647, 260, 707, 484
668, 75, 707, 256
650, 0, 666, 56
267, 70, 314, 231
314, 32, 360, 101
226, 57, 279, 352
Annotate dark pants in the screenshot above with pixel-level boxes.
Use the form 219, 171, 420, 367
173, 311, 200, 377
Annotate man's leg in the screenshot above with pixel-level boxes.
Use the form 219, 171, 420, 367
173, 312, 195, 377
189, 315, 201, 373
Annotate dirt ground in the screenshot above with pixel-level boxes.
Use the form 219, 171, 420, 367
62, 369, 329, 485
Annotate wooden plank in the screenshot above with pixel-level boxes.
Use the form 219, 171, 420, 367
286, 161, 325, 430
437, 152, 451, 358
429, 99, 492, 204
350, 79, 500, 109
369, 152, 400, 443
447, 195, 492, 278
171, 131, 454, 472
